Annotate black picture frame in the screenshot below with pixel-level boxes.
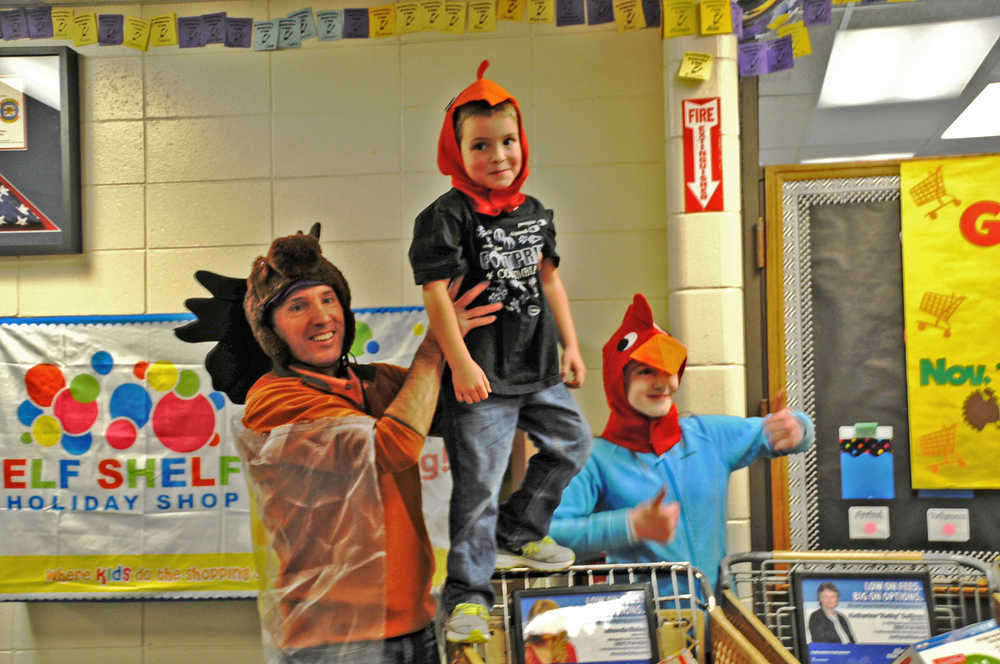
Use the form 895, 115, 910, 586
791, 571, 934, 664
510, 583, 659, 664
0, 45, 81, 255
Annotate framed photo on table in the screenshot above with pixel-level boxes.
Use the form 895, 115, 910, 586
510, 583, 659, 664
792, 571, 933, 664
0, 46, 80, 255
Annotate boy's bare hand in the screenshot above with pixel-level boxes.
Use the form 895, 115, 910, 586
448, 277, 501, 337
452, 359, 491, 404
561, 346, 586, 388
764, 389, 801, 451
629, 487, 680, 542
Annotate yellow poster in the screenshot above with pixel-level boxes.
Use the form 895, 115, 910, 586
396, 1, 422, 32
663, 0, 695, 38
442, 1, 467, 32
901, 155, 1000, 489
123, 17, 151, 51
468, 0, 497, 31
527, 0, 554, 22
612, 0, 645, 32
419, 0, 447, 30
369, 5, 398, 36
498, 0, 525, 21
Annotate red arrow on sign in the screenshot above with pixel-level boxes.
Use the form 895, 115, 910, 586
682, 97, 723, 212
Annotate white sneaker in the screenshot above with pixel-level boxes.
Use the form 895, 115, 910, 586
495, 535, 575, 571
445, 602, 490, 643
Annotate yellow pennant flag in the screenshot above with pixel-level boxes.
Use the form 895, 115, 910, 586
420, 0, 447, 30
777, 21, 812, 58
123, 16, 151, 51
468, 0, 497, 31
901, 155, 1000, 489
149, 14, 178, 46
527, 0, 554, 22
71, 12, 98, 46
677, 51, 713, 80
699, 0, 731, 35
442, 1, 466, 32
612, 0, 645, 31
396, 1, 423, 32
370, 5, 398, 35
51, 8, 74, 38
498, 0, 525, 20
663, 0, 695, 37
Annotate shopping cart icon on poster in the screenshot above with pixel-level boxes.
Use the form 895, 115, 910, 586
919, 423, 964, 473
917, 291, 965, 337
909, 165, 961, 219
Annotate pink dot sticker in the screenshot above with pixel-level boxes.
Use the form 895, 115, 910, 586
942, 523, 956, 536
864, 522, 878, 534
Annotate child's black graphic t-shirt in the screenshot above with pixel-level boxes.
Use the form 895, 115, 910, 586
409, 188, 562, 395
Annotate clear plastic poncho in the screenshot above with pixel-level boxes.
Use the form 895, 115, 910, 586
237, 415, 387, 664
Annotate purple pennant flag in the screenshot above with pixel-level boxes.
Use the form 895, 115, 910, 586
803, 0, 831, 25
587, 0, 613, 24
27, 7, 53, 38
178, 16, 207, 47
1, 9, 29, 40
203, 12, 227, 43
343, 8, 368, 38
731, 2, 743, 38
98, 14, 124, 45
767, 35, 794, 72
225, 17, 252, 47
555, 0, 585, 26
641, 0, 660, 27
738, 41, 767, 77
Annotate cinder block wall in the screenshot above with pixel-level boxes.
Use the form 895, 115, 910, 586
0, 3, 748, 660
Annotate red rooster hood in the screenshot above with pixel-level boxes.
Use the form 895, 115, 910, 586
601, 294, 688, 455
437, 59, 529, 216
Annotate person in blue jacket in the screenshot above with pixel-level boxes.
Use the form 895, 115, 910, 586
549, 294, 814, 593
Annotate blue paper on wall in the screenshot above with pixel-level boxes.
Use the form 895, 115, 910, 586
1, 9, 29, 40
202, 12, 227, 43
641, 0, 660, 27
343, 8, 369, 38
252, 20, 278, 50
27, 7, 52, 38
178, 16, 207, 47
316, 10, 344, 40
586, 0, 613, 24
225, 17, 252, 47
840, 424, 895, 500
98, 14, 123, 45
555, 0, 585, 26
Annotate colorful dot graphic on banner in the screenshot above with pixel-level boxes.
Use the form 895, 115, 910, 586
15, 352, 226, 455
351, 321, 373, 357
413, 322, 426, 336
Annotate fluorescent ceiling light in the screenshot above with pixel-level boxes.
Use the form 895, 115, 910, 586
819, 18, 1000, 108
942, 82, 1000, 139
801, 153, 914, 164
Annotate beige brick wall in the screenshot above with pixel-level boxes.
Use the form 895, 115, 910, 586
0, 4, 751, 661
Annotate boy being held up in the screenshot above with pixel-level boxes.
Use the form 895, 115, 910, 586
409, 60, 592, 644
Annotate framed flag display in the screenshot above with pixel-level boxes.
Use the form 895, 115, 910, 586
0, 46, 80, 255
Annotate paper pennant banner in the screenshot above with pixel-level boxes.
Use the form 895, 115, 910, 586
663, 0, 695, 37
27, 7, 54, 39
586, 0, 613, 24
316, 10, 344, 39
804, 0, 831, 25
369, 5, 397, 36
641, 0, 660, 27
1, 9, 29, 40
442, 1, 467, 32
738, 40, 767, 76
343, 8, 370, 37
123, 16, 150, 51
71, 12, 98, 47
203, 12, 227, 44
498, 0, 526, 20
555, 0, 585, 25
51, 8, 73, 38
396, 1, 422, 33
98, 14, 123, 46
677, 51, 713, 80
767, 34, 794, 71
730, 1, 742, 37
527, 0, 554, 23
252, 19, 278, 49
177, 16, 207, 48
420, 0, 447, 29
149, 14, 178, 47
613, 0, 645, 31
277, 17, 302, 47
468, 0, 498, 31
699, 0, 731, 34
226, 18, 252, 47
777, 20, 812, 57
289, 8, 318, 39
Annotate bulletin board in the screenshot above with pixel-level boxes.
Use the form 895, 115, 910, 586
763, 163, 999, 561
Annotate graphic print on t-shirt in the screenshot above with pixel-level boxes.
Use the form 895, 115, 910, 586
475, 216, 549, 316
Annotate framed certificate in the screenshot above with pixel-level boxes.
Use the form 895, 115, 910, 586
0, 46, 80, 255
510, 584, 659, 664
792, 571, 933, 664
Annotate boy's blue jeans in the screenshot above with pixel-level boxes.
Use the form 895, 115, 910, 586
440, 381, 592, 612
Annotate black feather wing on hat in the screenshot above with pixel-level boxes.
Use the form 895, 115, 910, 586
174, 270, 272, 405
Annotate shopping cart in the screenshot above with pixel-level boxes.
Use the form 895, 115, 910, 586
919, 423, 965, 473
917, 292, 965, 337
909, 166, 961, 220
447, 562, 748, 664
718, 551, 999, 664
